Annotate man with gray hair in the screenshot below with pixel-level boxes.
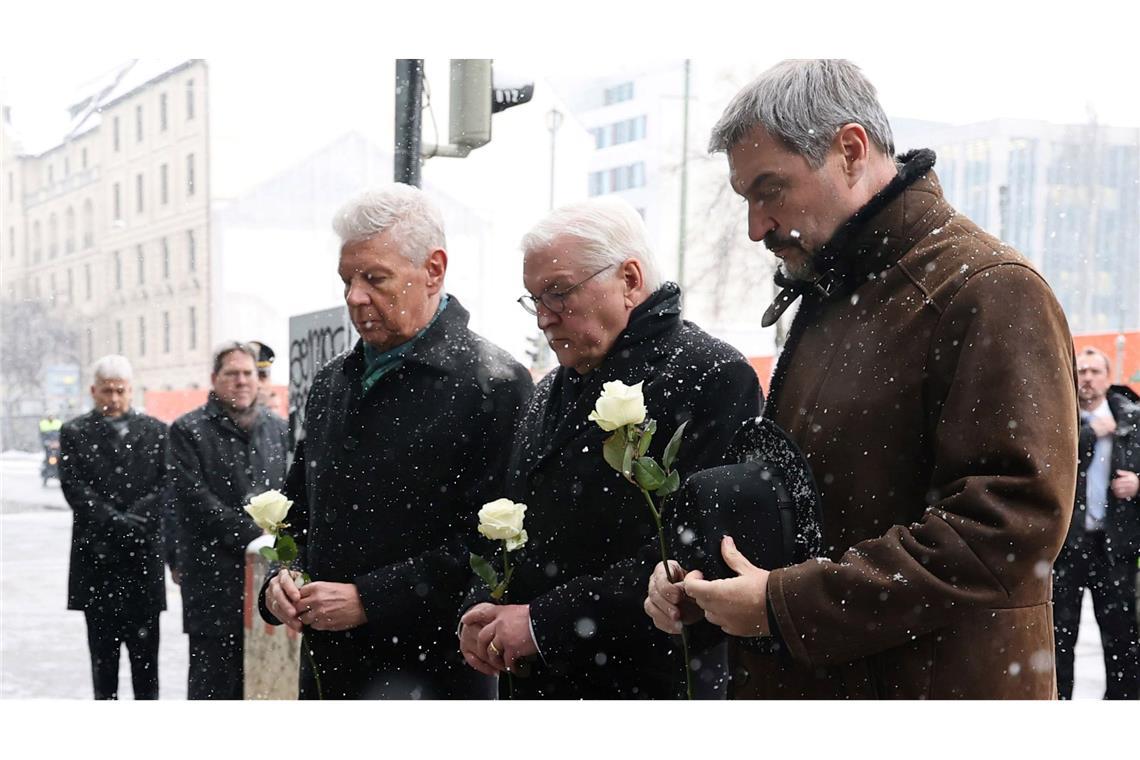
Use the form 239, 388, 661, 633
60, 355, 168, 699
169, 341, 288, 699
459, 196, 761, 698
644, 59, 1078, 698
259, 182, 532, 699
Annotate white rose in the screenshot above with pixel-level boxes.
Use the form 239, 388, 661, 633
478, 498, 527, 543
245, 489, 293, 533
588, 380, 647, 432
505, 529, 528, 553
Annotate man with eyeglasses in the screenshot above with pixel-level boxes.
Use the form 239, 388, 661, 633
458, 196, 761, 698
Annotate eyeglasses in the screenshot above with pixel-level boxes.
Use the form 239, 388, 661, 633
517, 264, 615, 316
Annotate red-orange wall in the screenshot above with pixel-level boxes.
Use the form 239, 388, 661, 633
144, 386, 289, 424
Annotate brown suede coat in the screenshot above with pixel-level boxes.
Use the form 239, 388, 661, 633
731, 162, 1077, 699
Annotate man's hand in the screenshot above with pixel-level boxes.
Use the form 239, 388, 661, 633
644, 560, 704, 634
296, 581, 367, 631
474, 604, 537, 672
1090, 415, 1116, 438
683, 536, 771, 638
458, 603, 501, 676
267, 568, 305, 632
1112, 469, 1139, 500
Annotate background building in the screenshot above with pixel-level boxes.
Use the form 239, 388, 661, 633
2, 60, 211, 446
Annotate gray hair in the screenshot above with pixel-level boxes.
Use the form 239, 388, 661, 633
709, 59, 895, 167
211, 340, 257, 374
92, 354, 133, 383
332, 183, 447, 265
521, 197, 663, 290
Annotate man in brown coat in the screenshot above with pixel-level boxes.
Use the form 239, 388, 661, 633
644, 59, 1078, 698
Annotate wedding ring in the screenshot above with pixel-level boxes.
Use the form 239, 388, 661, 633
488, 641, 501, 656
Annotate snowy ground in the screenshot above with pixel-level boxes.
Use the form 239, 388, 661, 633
0, 452, 1109, 699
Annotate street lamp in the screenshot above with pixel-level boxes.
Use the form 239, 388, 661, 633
546, 108, 564, 210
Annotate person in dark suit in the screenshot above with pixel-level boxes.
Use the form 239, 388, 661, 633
258, 183, 533, 699
60, 354, 168, 699
169, 341, 288, 699
458, 197, 762, 698
1054, 347, 1140, 699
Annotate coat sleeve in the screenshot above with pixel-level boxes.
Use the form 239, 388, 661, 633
59, 422, 136, 538
168, 418, 262, 554
353, 367, 534, 637
766, 264, 1078, 666
528, 358, 762, 669
258, 435, 312, 625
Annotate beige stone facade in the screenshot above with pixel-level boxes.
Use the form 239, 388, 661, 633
2, 60, 213, 402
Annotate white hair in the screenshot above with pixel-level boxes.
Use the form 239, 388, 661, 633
92, 354, 133, 383
331, 183, 447, 265
709, 59, 895, 167
521, 197, 663, 290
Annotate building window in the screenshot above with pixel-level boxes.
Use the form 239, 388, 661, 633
160, 93, 168, 131
48, 214, 58, 258
160, 164, 169, 205
113, 183, 121, 220
64, 157, 70, 177
163, 311, 171, 353
136, 105, 144, 142
50, 272, 57, 300
604, 82, 634, 106
186, 154, 196, 196
65, 207, 75, 253
590, 162, 646, 196
136, 244, 145, 284
7, 171, 12, 202
113, 250, 122, 290
588, 171, 605, 197
47, 165, 54, 185
591, 127, 606, 150
138, 316, 146, 356
8, 227, 14, 259
113, 117, 120, 152
85, 262, 92, 300
186, 79, 195, 120
188, 305, 197, 349
162, 237, 170, 278
116, 320, 123, 354
81, 147, 88, 169
187, 229, 197, 271
82, 199, 94, 248
86, 328, 93, 364
33, 221, 42, 262
136, 173, 144, 212
67, 268, 74, 303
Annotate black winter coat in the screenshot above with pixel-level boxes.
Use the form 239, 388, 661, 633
488, 284, 762, 699
260, 298, 533, 699
1068, 387, 1140, 559
169, 395, 288, 636
61, 409, 168, 615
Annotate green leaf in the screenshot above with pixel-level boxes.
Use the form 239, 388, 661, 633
663, 420, 689, 472
633, 457, 667, 491
622, 441, 635, 480
275, 533, 298, 564
301, 571, 312, 584
470, 553, 499, 590
656, 469, 681, 498
637, 418, 657, 457
602, 430, 627, 473
259, 546, 279, 564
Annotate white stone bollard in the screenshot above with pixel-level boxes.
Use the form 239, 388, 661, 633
243, 535, 301, 699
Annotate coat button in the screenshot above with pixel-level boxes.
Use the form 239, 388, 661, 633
732, 665, 750, 687
342, 436, 358, 451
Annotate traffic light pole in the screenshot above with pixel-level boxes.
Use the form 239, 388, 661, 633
394, 59, 424, 187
